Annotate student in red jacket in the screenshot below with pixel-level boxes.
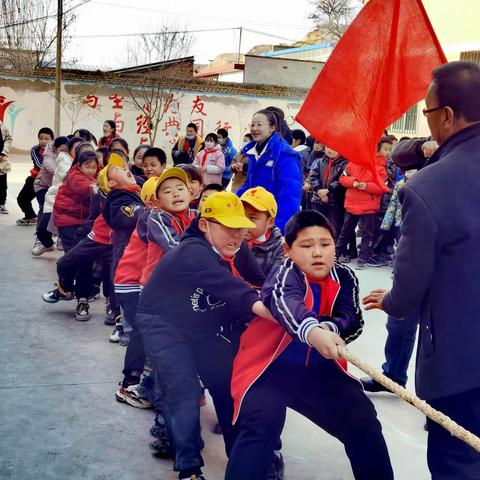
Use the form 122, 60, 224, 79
53, 151, 99, 253
336, 154, 388, 269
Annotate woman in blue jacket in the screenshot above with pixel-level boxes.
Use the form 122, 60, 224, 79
236, 109, 302, 234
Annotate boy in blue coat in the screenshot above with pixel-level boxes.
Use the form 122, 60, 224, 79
226, 210, 393, 480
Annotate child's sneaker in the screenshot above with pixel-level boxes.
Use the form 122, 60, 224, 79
56, 237, 64, 251
109, 324, 124, 343
338, 254, 351, 264
115, 384, 152, 409
0, 205, 8, 214
75, 298, 91, 321
119, 331, 130, 346
16, 217, 36, 226
43, 287, 74, 303
355, 258, 368, 270
32, 240, 55, 256
104, 303, 119, 325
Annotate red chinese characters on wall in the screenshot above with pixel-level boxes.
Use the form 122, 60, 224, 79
109, 94, 124, 109
161, 116, 181, 145
85, 95, 99, 109
113, 112, 125, 134
214, 121, 232, 132
191, 119, 205, 138
191, 95, 207, 117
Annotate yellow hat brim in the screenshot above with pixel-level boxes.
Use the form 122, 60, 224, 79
205, 214, 256, 229
157, 167, 188, 188
240, 196, 270, 214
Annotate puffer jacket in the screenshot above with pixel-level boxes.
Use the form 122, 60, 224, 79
248, 226, 285, 277
236, 132, 302, 234
34, 142, 56, 192
43, 152, 73, 213
339, 157, 388, 215
53, 166, 96, 227
193, 145, 225, 185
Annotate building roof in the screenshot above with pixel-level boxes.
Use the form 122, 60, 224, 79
260, 42, 336, 57
194, 63, 244, 78
109, 56, 194, 74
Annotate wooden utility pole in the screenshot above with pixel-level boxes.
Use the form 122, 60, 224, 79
54, 0, 63, 136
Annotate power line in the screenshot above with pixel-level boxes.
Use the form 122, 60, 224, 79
73, 27, 239, 39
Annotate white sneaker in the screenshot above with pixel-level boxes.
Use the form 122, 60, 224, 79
56, 237, 64, 251
32, 241, 55, 256
109, 324, 124, 343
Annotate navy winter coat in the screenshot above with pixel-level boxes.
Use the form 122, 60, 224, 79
383, 123, 480, 401
236, 132, 302, 234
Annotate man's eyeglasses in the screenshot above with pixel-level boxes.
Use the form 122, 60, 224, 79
422, 106, 446, 116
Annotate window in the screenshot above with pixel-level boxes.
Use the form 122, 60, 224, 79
460, 50, 480, 64
389, 104, 418, 134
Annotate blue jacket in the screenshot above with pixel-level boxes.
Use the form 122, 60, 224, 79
236, 132, 302, 234
383, 123, 480, 401
221, 137, 237, 181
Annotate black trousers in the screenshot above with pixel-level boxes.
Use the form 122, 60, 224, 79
0, 173, 7, 205
17, 176, 37, 219
427, 387, 480, 479
58, 225, 82, 254
226, 343, 393, 480
137, 313, 237, 474
57, 238, 113, 299
337, 212, 376, 260
117, 291, 145, 384
36, 212, 54, 248
327, 204, 346, 241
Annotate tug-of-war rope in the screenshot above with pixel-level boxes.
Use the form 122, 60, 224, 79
338, 346, 480, 453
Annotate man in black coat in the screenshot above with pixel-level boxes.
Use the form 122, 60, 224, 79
363, 61, 480, 479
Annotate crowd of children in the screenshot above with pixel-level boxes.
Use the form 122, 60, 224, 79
2, 113, 436, 480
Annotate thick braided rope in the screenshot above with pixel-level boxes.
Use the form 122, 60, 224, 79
338, 346, 480, 453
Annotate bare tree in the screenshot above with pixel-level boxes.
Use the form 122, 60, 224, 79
309, 0, 363, 41
121, 25, 193, 146
0, 0, 76, 71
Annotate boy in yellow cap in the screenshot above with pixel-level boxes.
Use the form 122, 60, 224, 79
240, 186, 285, 277
136, 191, 271, 480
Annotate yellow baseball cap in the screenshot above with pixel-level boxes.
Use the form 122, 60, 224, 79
201, 191, 255, 228
156, 167, 188, 189
97, 153, 126, 194
141, 176, 160, 203
240, 186, 277, 218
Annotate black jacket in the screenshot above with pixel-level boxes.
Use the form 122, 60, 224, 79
137, 216, 261, 340
250, 226, 285, 278
309, 154, 348, 208
102, 188, 143, 267
383, 123, 480, 400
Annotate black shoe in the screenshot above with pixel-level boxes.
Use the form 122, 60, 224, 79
361, 376, 397, 393
266, 451, 285, 480
104, 303, 119, 325
75, 298, 91, 321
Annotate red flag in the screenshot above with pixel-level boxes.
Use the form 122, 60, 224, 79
296, 0, 446, 183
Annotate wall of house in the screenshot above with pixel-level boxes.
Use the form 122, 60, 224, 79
244, 56, 324, 90
0, 73, 304, 156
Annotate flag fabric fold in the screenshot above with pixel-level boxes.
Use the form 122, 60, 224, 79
296, 0, 447, 184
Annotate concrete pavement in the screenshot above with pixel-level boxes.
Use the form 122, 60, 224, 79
0, 156, 429, 479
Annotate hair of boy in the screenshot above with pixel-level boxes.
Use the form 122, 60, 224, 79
205, 132, 218, 143
54, 136, 69, 149
201, 183, 224, 195
291, 129, 306, 145
142, 147, 167, 166
38, 127, 54, 139
109, 137, 129, 153
177, 163, 203, 184
104, 119, 116, 132
186, 122, 198, 133
284, 210, 335, 247
217, 128, 229, 138
133, 144, 151, 159
74, 129, 94, 143
67, 136, 83, 153
96, 146, 108, 162
77, 150, 99, 167
399, 136, 411, 142
106, 148, 128, 164
243, 133, 253, 141
377, 135, 394, 151
432, 61, 480, 122
305, 134, 315, 149
387, 134, 398, 142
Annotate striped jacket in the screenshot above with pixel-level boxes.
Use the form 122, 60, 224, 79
140, 208, 197, 286
231, 258, 363, 423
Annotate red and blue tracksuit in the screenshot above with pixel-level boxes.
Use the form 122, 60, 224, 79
226, 259, 393, 480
